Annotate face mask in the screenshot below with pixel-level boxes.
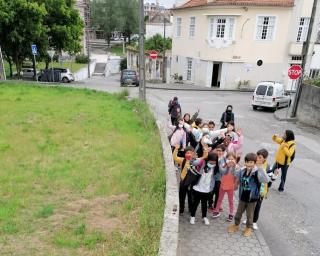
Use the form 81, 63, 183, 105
202, 128, 209, 134
227, 108, 232, 112
207, 163, 216, 168
185, 154, 192, 161
178, 124, 183, 128
226, 159, 231, 163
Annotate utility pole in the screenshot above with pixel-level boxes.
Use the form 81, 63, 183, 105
139, 0, 146, 101
162, 12, 166, 83
85, 0, 91, 78
291, 0, 319, 117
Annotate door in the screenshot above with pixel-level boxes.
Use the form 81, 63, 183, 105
211, 63, 219, 87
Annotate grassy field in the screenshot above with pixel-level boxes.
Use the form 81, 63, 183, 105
0, 83, 165, 255
108, 45, 125, 57
3, 61, 86, 77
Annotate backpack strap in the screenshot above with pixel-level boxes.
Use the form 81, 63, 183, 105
181, 158, 187, 171
284, 143, 295, 165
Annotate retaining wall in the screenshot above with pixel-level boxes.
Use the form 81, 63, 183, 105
296, 84, 320, 129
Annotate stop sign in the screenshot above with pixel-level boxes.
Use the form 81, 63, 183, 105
288, 65, 302, 80
149, 50, 158, 60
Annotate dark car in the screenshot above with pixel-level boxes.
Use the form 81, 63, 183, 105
120, 69, 139, 87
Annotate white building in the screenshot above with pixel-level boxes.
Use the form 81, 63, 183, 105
146, 12, 173, 39
171, 0, 314, 90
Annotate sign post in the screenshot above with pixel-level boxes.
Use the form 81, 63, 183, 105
31, 44, 38, 81
47, 49, 55, 82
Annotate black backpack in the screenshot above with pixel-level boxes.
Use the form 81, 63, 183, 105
285, 143, 296, 165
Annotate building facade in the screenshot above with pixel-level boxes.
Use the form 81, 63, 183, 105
146, 12, 173, 39
75, 0, 91, 55
171, 0, 314, 90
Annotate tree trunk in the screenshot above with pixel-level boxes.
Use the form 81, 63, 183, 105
8, 58, 13, 78
45, 60, 49, 69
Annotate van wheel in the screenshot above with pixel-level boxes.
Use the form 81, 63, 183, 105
62, 77, 69, 83
252, 105, 258, 110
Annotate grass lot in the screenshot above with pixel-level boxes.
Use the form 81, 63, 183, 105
108, 44, 125, 57
0, 83, 165, 255
3, 61, 86, 77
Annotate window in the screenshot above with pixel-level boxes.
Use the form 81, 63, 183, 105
256, 85, 267, 95
189, 17, 195, 37
267, 86, 274, 96
296, 17, 310, 42
256, 16, 276, 40
176, 17, 182, 37
291, 56, 302, 61
187, 58, 193, 81
310, 69, 320, 78
209, 17, 235, 40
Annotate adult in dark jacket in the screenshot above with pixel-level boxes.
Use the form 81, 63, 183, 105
168, 97, 181, 126
220, 105, 235, 129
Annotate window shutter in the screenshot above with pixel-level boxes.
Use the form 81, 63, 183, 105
266, 16, 276, 40
256, 16, 264, 40
228, 18, 235, 40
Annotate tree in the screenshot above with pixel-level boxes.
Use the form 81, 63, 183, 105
118, 0, 139, 44
0, 0, 47, 76
145, 34, 172, 52
91, 0, 120, 45
36, 0, 84, 68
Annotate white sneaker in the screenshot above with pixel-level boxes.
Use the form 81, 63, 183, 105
253, 223, 258, 230
242, 219, 247, 224
203, 217, 210, 226
190, 217, 195, 225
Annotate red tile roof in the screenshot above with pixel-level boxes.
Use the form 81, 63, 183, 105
175, 0, 294, 9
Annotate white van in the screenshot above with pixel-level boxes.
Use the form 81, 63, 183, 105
252, 82, 291, 111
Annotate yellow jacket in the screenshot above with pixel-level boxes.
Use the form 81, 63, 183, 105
272, 135, 296, 165
173, 147, 208, 180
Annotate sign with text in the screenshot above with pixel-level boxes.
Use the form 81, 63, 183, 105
288, 65, 302, 80
149, 50, 158, 60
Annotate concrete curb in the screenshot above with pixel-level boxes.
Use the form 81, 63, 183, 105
146, 85, 254, 93
155, 118, 179, 256
273, 110, 298, 122
255, 228, 273, 256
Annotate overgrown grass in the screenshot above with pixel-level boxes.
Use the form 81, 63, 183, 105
0, 83, 165, 255
305, 77, 320, 87
108, 44, 125, 57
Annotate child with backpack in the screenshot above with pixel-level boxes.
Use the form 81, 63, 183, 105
228, 153, 269, 237
208, 144, 226, 212
190, 152, 219, 225
212, 152, 237, 222
168, 97, 181, 126
270, 130, 296, 192
252, 149, 271, 230
173, 145, 208, 214
169, 118, 186, 152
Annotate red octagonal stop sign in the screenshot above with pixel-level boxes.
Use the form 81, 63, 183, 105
149, 50, 158, 60
288, 65, 302, 80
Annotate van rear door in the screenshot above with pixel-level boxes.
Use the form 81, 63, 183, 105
255, 84, 268, 103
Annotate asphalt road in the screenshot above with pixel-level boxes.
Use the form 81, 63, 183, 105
75, 76, 320, 256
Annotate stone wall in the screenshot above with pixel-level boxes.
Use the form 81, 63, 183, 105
296, 84, 320, 128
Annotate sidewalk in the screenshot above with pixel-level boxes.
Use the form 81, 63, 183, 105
273, 107, 298, 122
146, 82, 254, 92
178, 195, 272, 256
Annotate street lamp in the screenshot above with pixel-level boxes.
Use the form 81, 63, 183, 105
47, 49, 55, 82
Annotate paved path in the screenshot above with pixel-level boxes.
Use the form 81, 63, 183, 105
179, 198, 270, 256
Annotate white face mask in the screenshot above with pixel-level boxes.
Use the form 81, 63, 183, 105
178, 124, 183, 128
202, 128, 209, 134
207, 163, 216, 168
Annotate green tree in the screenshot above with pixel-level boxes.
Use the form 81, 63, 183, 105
91, 0, 120, 45
118, 0, 139, 44
0, 0, 47, 75
36, 0, 84, 68
145, 34, 172, 52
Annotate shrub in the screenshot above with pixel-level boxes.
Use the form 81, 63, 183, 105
75, 54, 89, 64
120, 57, 127, 71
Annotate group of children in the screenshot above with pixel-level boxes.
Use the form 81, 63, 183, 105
169, 104, 282, 237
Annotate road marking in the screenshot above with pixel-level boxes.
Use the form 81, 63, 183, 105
294, 228, 308, 235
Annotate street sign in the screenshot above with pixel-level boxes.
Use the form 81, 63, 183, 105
288, 65, 302, 80
31, 44, 37, 55
149, 50, 158, 60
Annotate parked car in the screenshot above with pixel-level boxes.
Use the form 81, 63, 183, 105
21, 68, 39, 79
38, 68, 74, 83
252, 82, 291, 111
120, 69, 139, 87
